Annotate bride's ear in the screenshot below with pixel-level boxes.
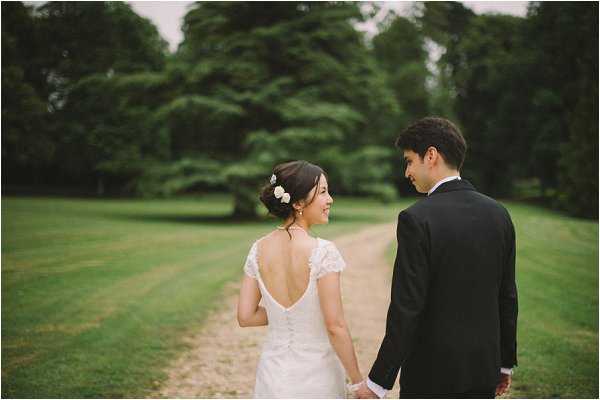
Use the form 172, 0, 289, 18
292, 200, 305, 213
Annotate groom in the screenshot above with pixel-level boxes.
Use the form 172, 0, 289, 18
357, 117, 518, 398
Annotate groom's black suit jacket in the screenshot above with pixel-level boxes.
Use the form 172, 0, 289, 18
369, 179, 518, 395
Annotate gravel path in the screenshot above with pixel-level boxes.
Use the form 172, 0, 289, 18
153, 223, 399, 398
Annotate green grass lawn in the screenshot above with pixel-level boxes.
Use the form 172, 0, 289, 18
505, 203, 598, 398
2, 195, 597, 398
1, 194, 409, 398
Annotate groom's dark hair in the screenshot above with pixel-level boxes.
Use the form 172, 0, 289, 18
395, 117, 467, 170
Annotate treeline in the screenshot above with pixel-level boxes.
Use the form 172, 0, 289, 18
2, 2, 597, 218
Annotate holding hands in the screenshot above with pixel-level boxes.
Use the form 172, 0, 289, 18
348, 380, 379, 399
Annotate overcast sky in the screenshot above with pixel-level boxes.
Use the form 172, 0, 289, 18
128, 1, 529, 52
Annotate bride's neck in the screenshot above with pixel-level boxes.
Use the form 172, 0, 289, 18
282, 218, 311, 232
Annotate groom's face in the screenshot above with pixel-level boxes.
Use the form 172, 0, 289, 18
404, 150, 431, 193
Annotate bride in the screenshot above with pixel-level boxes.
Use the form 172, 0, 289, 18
237, 160, 363, 398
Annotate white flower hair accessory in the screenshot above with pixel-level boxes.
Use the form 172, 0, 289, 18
273, 185, 291, 204
270, 174, 277, 185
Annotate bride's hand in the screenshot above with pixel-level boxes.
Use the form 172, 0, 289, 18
354, 381, 379, 399
346, 380, 364, 398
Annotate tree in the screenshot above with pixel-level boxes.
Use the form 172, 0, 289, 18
168, 2, 400, 216
59, 72, 172, 195
419, 4, 531, 197
418, 1, 598, 217
373, 15, 429, 119
1, 2, 54, 185
37, 2, 167, 87
19, 2, 170, 191
526, 2, 598, 217
372, 14, 430, 193
451, 14, 530, 197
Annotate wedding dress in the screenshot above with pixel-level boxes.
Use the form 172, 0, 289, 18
243, 236, 348, 398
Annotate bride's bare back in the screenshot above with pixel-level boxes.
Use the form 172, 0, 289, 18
257, 229, 318, 308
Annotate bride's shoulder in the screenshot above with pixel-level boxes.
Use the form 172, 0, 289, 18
315, 238, 340, 253
310, 238, 346, 277
253, 230, 279, 247
244, 233, 271, 258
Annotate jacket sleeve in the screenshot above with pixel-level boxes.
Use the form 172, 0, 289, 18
368, 210, 429, 389
499, 215, 518, 368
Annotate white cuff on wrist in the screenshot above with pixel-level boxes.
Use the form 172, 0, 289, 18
366, 377, 388, 398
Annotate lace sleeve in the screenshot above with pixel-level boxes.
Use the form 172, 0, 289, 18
314, 240, 346, 279
243, 241, 258, 279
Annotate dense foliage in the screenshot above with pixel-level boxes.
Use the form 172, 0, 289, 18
2, 1, 597, 218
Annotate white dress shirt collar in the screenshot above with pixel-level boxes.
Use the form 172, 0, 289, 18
427, 175, 461, 196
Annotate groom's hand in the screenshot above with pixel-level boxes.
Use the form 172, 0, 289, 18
356, 381, 378, 399
495, 373, 512, 397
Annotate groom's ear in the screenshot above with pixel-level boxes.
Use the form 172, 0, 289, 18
425, 146, 440, 164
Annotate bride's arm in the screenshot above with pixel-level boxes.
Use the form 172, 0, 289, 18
237, 275, 268, 327
318, 272, 363, 384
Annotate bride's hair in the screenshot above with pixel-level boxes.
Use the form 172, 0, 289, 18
260, 160, 325, 222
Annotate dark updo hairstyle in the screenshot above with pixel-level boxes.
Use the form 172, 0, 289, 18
260, 160, 325, 233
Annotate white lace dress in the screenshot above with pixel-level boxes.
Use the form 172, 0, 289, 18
243, 237, 348, 398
